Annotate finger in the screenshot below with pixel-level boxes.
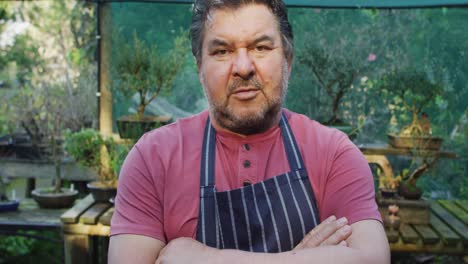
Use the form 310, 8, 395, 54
294, 215, 336, 250
296, 216, 348, 250
339, 240, 348, 247
319, 224, 352, 247
302, 217, 348, 248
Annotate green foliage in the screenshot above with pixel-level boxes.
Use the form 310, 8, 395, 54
380, 68, 444, 116
112, 29, 189, 118
64, 129, 106, 172
0, 231, 62, 264
65, 129, 131, 183
291, 9, 393, 124
0, 234, 34, 256
108, 142, 132, 178
110, 3, 203, 119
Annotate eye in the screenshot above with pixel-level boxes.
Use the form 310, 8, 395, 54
255, 45, 270, 52
213, 49, 229, 56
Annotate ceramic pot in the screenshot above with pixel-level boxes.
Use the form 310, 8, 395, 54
87, 181, 117, 202
398, 183, 423, 200
31, 188, 78, 209
380, 188, 398, 199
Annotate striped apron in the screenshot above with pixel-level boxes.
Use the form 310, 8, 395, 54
196, 113, 321, 252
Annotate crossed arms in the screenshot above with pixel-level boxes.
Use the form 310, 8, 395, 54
108, 216, 390, 264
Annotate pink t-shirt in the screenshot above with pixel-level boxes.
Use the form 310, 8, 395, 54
110, 109, 380, 243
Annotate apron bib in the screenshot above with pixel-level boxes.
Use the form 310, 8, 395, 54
196, 113, 320, 252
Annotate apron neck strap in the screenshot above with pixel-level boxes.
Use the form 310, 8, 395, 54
279, 113, 305, 171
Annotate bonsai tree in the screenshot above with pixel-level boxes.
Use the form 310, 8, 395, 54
112, 30, 188, 138
111, 29, 188, 139
380, 68, 444, 137
65, 129, 132, 201
65, 129, 116, 187
378, 169, 402, 198
10, 82, 82, 208
296, 9, 391, 128
299, 45, 367, 125
380, 68, 445, 198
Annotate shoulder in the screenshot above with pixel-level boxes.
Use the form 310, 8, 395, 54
283, 108, 350, 152
136, 111, 208, 148
129, 111, 208, 167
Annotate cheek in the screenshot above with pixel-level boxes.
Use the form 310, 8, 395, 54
257, 60, 284, 91
202, 63, 231, 94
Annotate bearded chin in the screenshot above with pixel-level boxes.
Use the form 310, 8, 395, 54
204, 63, 289, 136
216, 99, 282, 135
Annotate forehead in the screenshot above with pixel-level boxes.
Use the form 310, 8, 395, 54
203, 4, 281, 46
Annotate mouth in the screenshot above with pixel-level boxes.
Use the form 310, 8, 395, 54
231, 88, 260, 101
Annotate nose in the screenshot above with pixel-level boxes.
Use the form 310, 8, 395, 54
232, 49, 255, 79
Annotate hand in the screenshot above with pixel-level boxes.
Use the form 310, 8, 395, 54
294, 215, 352, 250
156, 237, 218, 264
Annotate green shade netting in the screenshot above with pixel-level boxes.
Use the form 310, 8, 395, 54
98, 0, 468, 8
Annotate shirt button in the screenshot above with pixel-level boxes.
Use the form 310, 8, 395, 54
243, 160, 251, 168
244, 144, 250, 151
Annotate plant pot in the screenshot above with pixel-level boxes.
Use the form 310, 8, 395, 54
0, 199, 20, 212
398, 183, 423, 200
31, 188, 79, 209
116, 115, 172, 139
380, 188, 398, 198
387, 134, 443, 151
87, 180, 117, 202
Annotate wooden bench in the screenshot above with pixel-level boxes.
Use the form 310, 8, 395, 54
60, 195, 113, 264
60, 195, 468, 263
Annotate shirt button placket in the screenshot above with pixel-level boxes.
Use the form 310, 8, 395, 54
240, 143, 253, 187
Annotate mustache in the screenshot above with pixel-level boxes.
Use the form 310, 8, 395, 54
228, 77, 263, 94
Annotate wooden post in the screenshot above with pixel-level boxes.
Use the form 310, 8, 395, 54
25, 178, 35, 198
98, 2, 113, 137
64, 234, 93, 264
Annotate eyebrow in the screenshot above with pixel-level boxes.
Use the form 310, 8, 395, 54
207, 39, 229, 51
250, 35, 276, 46
207, 35, 276, 51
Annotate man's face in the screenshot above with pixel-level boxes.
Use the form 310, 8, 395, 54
199, 4, 291, 135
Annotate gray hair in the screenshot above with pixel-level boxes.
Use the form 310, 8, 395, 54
190, 0, 294, 65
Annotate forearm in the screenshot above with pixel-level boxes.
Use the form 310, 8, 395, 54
208, 246, 375, 264
156, 221, 389, 264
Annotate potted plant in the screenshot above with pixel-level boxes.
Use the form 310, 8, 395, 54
65, 129, 130, 202
380, 68, 444, 150
112, 30, 188, 139
378, 171, 402, 199
23, 83, 79, 208
397, 161, 434, 200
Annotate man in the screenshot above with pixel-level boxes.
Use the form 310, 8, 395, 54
109, 0, 390, 263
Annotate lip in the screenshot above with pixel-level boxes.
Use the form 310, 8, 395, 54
231, 88, 260, 101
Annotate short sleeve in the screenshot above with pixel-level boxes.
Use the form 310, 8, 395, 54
320, 135, 381, 224
110, 141, 166, 243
